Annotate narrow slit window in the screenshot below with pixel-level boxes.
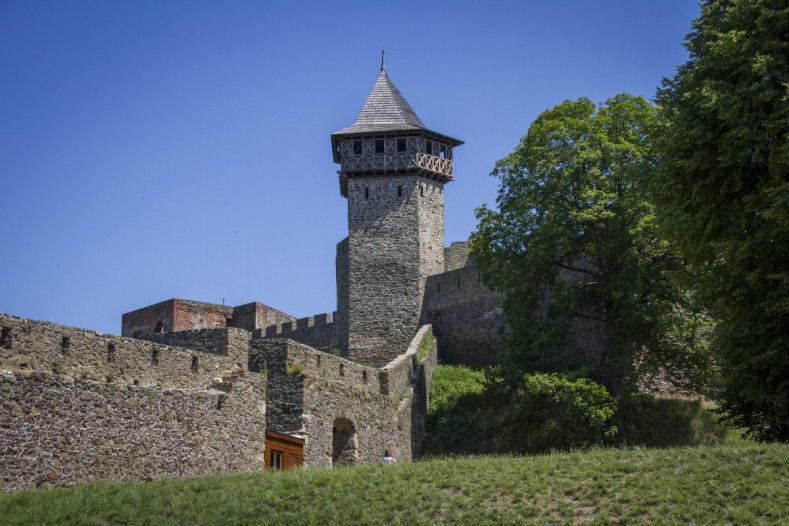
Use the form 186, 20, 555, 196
151, 349, 159, 365
61, 336, 71, 350
339, 363, 345, 376
420, 185, 424, 197
191, 356, 199, 373
362, 370, 368, 384
107, 343, 116, 362
398, 185, 402, 197
364, 187, 369, 199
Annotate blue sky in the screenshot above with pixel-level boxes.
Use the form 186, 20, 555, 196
0, 0, 700, 335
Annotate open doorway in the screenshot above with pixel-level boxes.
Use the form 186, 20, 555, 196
332, 418, 358, 466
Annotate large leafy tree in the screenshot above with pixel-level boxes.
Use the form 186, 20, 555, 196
655, 0, 789, 440
473, 94, 711, 392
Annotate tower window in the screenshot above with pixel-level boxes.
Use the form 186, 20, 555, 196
397, 138, 406, 152
375, 139, 384, 153
107, 343, 116, 362
398, 185, 402, 197
420, 185, 424, 197
425, 141, 432, 155
191, 356, 199, 373
151, 349, 160, 365
439, 145, 448, 159
364, 187, 369, 199
353, 141, 362, 155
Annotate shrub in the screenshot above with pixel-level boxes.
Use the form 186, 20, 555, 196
504, 373, 617, 453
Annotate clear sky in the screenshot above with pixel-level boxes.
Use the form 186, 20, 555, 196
0, 0, 700, 335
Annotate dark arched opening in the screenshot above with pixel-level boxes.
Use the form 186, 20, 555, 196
332, 417, 358, 466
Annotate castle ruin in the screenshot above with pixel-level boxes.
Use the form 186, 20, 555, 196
0, 60, 505, 492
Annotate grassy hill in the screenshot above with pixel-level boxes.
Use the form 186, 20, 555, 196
1, 444, 787, 525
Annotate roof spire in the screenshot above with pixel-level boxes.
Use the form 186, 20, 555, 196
380, 49, 385, 72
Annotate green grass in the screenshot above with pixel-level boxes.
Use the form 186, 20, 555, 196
417, 332, 436, 363
1, 445, 786, 525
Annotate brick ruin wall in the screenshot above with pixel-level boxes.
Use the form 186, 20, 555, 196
122, 299, 234, 337
122, 300, 294, 337
0, 314, 266, 492
261, 312, 339, 354
345, 176, 445, 367
252, 326, 437, 466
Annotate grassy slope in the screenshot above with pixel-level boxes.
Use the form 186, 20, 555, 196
1, 445, 787, 525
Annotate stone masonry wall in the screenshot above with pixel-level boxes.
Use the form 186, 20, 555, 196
262, 312, 339, 353
443, 241, 471, 271
0, 314, 267, 492
0, 371, 266, 492
345, 176, 444, 366
252, 331, 434, 466
423, 263, 505, 365
336, 237, 349, 354
230, 302, 294, 333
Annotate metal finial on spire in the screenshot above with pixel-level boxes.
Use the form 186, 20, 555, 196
380, 49, 385, 72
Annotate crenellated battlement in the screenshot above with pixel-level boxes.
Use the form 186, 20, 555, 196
261, 312, 339, 353
0, 313, 256, 391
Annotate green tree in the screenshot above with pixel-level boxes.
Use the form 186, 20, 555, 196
473, 94, 712, 392
655, 0, 789, 440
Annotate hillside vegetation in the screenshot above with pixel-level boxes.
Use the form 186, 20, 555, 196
1, 445, 786, 525
425, 365, 745, 456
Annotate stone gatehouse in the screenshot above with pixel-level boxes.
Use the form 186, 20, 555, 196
0, 59, 504, 492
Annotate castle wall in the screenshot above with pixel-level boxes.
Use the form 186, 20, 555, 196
252, 327, 436, 467
231, 302, 294, 333
262, 312, 339, 353
423, 263, 505, 365
444, 241, 471, 271
0, 315, 266, 492
121, 299, 234, 337
336, 237, 349, 354
345, 176, 444, 366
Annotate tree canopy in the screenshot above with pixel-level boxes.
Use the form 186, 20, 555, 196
655, 0, 789, 440
473, 94, 712, 392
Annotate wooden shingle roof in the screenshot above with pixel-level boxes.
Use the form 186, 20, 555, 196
334, 69, 425, 135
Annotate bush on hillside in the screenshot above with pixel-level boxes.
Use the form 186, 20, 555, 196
504, 373, 617, 453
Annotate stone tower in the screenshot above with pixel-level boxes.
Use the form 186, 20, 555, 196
332, 58, 462, 365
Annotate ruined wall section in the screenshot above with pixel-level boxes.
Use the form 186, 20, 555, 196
423, 260, 505, 365
346, 176, 444, 366
230, 302, 294, 333
443, 241, 471, 271
261, 312, 339, 353
122, 299, 234, 337
0, 314, 266, 492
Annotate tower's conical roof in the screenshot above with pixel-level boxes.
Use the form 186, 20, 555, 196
334, 69, 425, 134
